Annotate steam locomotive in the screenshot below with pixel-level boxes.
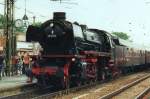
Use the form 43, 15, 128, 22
26, 12, 150, 88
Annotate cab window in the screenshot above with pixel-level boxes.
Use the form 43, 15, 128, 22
72, 24, 84, 38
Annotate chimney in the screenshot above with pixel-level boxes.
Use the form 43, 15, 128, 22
53, 12, 66, 21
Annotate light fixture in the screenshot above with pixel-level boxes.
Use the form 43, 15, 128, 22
22, 0, 28, 20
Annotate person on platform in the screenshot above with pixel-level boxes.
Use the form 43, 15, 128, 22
25, 52, 41, 83
0, 55, 4, 80
16, 52, 23, 75
17, 57, 23, 75
25, 57, 37, 83
11, 56, 18, 75
23, 52, 30, 74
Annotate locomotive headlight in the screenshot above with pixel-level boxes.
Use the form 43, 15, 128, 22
72, 58, 76, 62
50, 23, 54, 27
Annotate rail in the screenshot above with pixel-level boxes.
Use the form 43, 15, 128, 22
98, 74, 150, 99
1, 72, 150, 99
0, 82, 98, 99
135, 86, 150, 99
33, 82, 98, 99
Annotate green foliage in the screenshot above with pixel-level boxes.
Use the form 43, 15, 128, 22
112, 32, 130, 40
15, 27, 25, 33
32, 22, 42, 27
0, 14, 5, 29
16, 22, 42, 33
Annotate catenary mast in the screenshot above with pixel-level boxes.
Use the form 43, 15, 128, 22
4, 0, 15, 76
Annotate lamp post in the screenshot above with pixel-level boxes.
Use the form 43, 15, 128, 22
33, 16, 36, 24
22, 0, 29, 29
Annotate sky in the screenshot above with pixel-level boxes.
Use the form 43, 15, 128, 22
0, 0, 150, 47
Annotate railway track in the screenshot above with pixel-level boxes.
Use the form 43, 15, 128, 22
1, 71, 150, 99
98, 74, 150, 99
34, 72, 150, 99
60, 71, 150, 99
0, 82, 98, 99
135, 87, 150, 99
33, 83, 98, 99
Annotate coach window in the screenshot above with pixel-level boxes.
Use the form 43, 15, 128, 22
73, 24, 84, 38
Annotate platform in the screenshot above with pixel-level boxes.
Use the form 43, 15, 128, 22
0, 75, 34, 91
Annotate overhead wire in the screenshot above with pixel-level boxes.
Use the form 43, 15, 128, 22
0, 2, 48, 19
0, 0, 78, 19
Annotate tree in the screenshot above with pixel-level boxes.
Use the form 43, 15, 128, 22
112, 32, 130, 40
0, 14, 5, 29
15, 26, 25, 33
32, 22, 42, 27
15, 22, 42, 33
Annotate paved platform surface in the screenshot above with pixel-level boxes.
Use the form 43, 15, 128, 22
0, 75, 31, 91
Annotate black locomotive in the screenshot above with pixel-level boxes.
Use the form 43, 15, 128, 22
26, 12, 150, 88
